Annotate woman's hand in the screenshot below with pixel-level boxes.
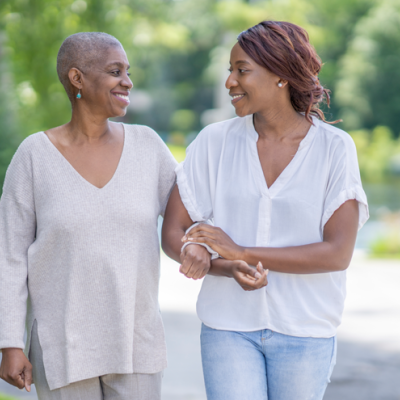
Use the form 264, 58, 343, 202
180, 243, 211, 280
230, 260, 269, 291
0, 348, 33, 391
182, 223, 243, 260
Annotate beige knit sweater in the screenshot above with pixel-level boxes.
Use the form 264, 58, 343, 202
0, 124, 177, 390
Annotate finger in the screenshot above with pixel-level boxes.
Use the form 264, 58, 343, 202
236, 272, 262, 288
186, 237, 215, 247
183, 258, 199, 279
241, 263, 261, 279
182, 223, 212, 240
23, 364, 33, 392
186, 234, 216, 244
241, 285, 256, 291
254, 265, 269, 289
9, 373, 25, 389
255, 262, 263, 278
190, 223, 217, 235
192, 267, 207, 280
179, 257, 192, 276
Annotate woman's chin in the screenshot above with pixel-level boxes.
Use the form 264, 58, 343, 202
110, 107, 128, 118
234, 108, 251, 118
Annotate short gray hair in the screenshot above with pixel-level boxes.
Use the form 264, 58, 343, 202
57, 32, 122, 101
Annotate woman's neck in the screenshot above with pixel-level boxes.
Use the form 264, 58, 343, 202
65, 107, 113, 144
253, 107, 309, 142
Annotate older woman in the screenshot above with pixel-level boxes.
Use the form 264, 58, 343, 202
0, 32, 176, 399
162, 21, 369, 400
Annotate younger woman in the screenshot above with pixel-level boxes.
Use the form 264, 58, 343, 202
162, 21, 368, 400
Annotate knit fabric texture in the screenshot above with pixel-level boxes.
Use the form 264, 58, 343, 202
0, 124, 177, 390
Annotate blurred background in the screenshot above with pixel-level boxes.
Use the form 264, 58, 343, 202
0, 0, 400, 399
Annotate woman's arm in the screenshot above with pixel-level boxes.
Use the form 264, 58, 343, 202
162, 185, 212, 280
162, 186, 268, 289
183, 199, 359, 274
0, 141, 36, 392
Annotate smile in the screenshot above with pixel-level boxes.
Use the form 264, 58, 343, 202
112, 93, 130, 105
231, 94, 245, 104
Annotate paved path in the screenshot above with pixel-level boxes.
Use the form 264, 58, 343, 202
1, 253, 400, 399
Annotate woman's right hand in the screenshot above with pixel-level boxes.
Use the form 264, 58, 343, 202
0, 348, 33, 391
231, 260, 269, 291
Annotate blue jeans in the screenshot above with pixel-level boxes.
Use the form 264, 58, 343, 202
200, 324, 336, 400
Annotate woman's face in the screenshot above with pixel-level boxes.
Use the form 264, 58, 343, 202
226, 42, 283, 118
81, 46, 133, 118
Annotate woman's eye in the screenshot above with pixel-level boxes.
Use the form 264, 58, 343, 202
111, 70, 120, 76
238, 69, 246, 73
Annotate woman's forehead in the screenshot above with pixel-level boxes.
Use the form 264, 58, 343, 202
100, 47, 129, 68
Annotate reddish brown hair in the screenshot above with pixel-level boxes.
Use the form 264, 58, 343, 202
238, 21, 337, 124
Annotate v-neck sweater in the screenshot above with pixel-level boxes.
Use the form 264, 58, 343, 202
0, 124, 177, 390
176, 114, 369, 338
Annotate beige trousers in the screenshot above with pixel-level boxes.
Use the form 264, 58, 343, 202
29, 322, 162, 400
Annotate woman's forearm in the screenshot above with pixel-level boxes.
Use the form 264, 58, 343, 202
208, 258, 235, 277
161, 226, 185, 263
184, 200, 359, 274
237, 241, 351, 274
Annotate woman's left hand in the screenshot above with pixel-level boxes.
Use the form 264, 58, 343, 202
182, 223, 243, 260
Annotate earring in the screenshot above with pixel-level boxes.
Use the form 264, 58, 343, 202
278, 82, 283, 88
76, 89, 82, 99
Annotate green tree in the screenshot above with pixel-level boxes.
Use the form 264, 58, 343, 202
334, 0, 400, 135
0, 30, 19, 196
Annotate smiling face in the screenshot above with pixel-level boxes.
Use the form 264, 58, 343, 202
73, 46, 133, 118
226, 42, 285, 118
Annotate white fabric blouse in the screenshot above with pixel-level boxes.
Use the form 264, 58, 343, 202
176, 114, 369, 338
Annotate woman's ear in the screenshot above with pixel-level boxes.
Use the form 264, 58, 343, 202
277, 79, 289, 88
68, 67, 83, 90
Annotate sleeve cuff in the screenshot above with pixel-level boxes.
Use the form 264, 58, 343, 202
321, 186, 369, 231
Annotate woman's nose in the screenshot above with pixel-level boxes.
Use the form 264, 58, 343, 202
225, 73, 237, 90
123, 74, 134, 90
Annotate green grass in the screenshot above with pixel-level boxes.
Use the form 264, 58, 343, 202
0, 394, 19, 400
167, 143, 186, 163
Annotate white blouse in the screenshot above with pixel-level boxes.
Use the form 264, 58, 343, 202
176, 114, 368, 338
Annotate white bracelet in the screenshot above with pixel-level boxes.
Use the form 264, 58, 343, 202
181, 222, 220, 260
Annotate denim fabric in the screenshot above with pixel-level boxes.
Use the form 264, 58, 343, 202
200, 324, 336, 400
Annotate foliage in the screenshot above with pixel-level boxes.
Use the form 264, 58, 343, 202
1, 0, 400, 194
0, 32, 19, 196
369, 233, 400, 258
335, 0, 400, 135
368, 211, 400, 258
167, 144, 186, 164
0, 0, 221, 136
350, 126, 400, 182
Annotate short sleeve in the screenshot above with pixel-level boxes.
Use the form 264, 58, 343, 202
157, 136, 178, 217
175, 128, 216, 222
0, 140, 36, 350
321, 135, 369, 231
